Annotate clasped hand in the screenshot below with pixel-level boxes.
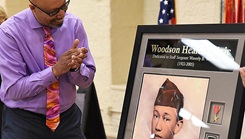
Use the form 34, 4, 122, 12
52, 39, 87, 77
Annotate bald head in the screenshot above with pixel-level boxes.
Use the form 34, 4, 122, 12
29, 0, 68, 28
30, 0, 65, 10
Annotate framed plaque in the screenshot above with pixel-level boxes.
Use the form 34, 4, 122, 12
117, 24, 245, 139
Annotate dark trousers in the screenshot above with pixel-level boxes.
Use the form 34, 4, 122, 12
0, 101, 3, 136
1, 103, 86, 139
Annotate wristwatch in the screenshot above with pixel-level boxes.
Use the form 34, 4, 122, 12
69, 67, 80, 72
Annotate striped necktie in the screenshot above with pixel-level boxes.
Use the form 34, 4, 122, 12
43, 27, 60, 131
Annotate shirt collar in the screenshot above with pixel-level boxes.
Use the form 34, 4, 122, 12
27, 8, 46, 29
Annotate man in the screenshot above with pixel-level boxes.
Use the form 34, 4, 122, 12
0, 0, 96, 138
151, 78, 184, 139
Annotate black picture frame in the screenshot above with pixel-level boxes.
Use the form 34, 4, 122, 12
117, 24, 245, 139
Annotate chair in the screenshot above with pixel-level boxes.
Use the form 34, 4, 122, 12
76, 82, 107, 139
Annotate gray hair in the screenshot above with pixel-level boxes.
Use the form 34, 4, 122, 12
0, 6, 7, 20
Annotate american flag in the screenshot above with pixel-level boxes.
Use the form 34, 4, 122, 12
158, 0, 176, 25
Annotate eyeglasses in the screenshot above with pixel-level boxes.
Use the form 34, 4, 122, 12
29, 0, 70, 17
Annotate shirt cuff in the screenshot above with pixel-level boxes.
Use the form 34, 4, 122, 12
39, 67, 58, 86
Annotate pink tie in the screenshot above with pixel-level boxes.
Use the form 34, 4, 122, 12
43, 27, 60, 131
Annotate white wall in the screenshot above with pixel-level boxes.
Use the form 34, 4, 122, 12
144, 0, 221, 24
176, 0, 221, 24
0, 1, 4, 7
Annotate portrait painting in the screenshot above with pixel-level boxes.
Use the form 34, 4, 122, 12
132, 74, 209, 139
